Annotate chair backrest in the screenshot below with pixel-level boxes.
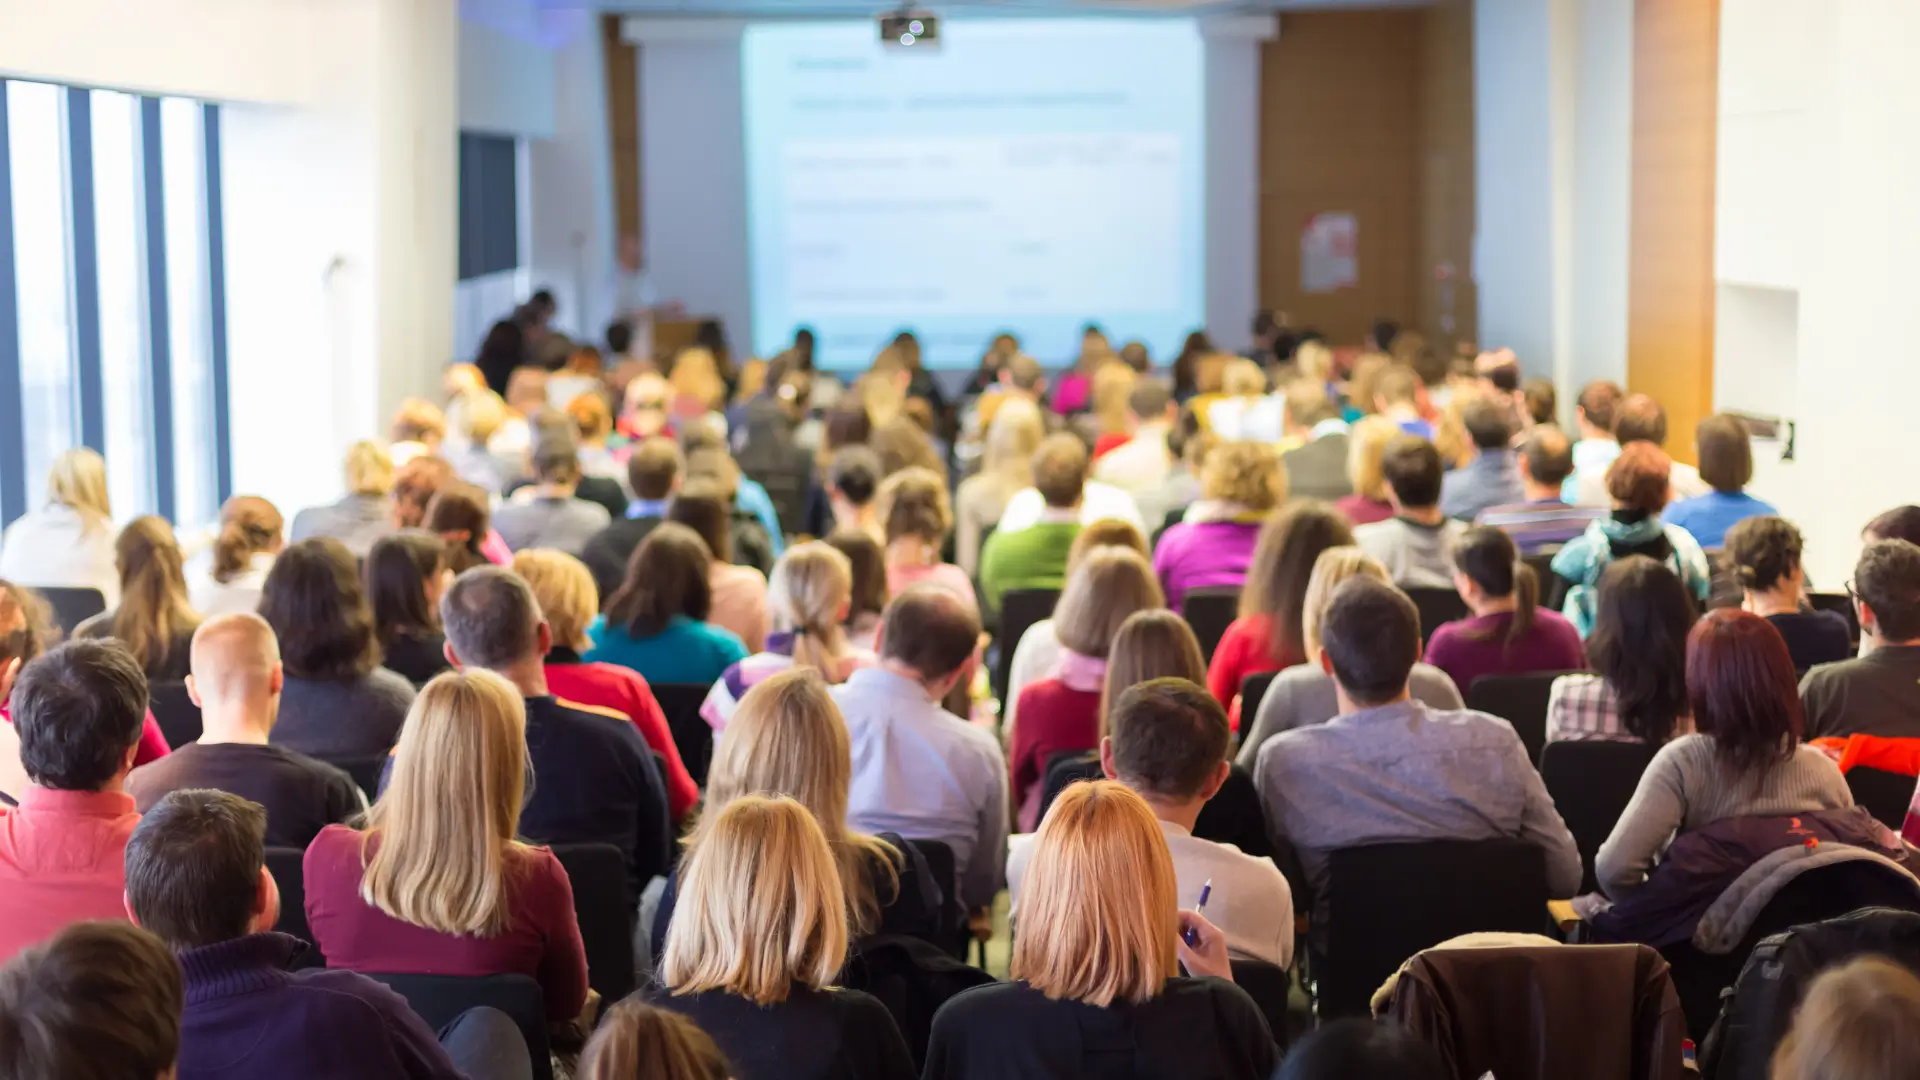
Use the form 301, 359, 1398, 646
1807, 591, 1860, 647
335, 755, 388, 802
1317, 838, 1549, 1018
1403, 586, 1471, 647
147, 681, 203, 749
367, 973, 553, 1080
31, 586, 105, 637
904, 837, 968, 957
1229, 958, 1293, 1053
1240, 671, 1278, 721
1181, 586, 1241, 663
1465, 671, 1580, 767
262, 846, 320, 963
1538, 740, 1660, 894
549, 841, 637, 1005
1036, 750, 1102, 826
648, 683, 713, 787
994, 588, 1060, 703
1846, 766, 1917, 832
1192, 763, 1273, 860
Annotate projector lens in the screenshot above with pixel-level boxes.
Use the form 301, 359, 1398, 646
900, 32, 915, 44
909, 20, 924, 33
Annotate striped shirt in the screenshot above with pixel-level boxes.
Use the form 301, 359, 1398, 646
699, 631, 876, 732
1475, 499, 1605, 554
1545, 673, 1693, 746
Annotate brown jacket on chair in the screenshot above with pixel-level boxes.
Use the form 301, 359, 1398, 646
1385, 940, 1687, 1080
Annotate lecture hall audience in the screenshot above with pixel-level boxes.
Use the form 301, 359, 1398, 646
440, 566, 672, 895
1800, 538, 1920, 740
0, 640, 148, 963
73, 516, 202, 682
580, 434, 682, 602
132, 788, 533, 1080
1206, 502, 1354, 719
363, 531, 456, 685
191, 494, 284, 617
1353, 435, 1470, 588
668, 483, 771, 652
979, 433, 1092, 614
1333, 415, 1400, 527
876, 466, 979, 612
1545, 556, 1696, 746
1008, 547, 1165, 829
1151, 440, 1285, 609
126, 614, 360, 849
1425, 525, 1585, 692
258, 538, 417, 762
1279, 379, 1353, 503
925, 781, 1277, 1080
1569, 393, 1710, 508
700, 540, 875, 730
1254, 576, 1582, 940
1595, 609, 1852, 900
1663, 413, 1777, 549
954, 396, 1044, 577
1551, 441, 1713, 635
585, 522, 750, 687
1000, 519, 1150, 733
1238, 547, 1463, 766
648, 795, 918, 1080
995, 431, 1147, 536
1090, 378, 1177, 498
1473, 425, 1604, 553
491, 436, 613, 555
1439, 391, 1526, 521
288, 440, 397, 557
1723, 515, 1854, 671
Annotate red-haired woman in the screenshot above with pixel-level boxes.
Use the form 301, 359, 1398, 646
1594, 609, 1853, 901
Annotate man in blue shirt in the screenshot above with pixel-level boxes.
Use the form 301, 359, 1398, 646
1440, 392, 1526, 521
1664, 413, 1775, 549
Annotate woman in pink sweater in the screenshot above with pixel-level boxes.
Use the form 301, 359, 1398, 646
1151, 441, 1286, 610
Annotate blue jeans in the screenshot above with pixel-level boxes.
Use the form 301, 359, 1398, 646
439, 1006, 534, 1080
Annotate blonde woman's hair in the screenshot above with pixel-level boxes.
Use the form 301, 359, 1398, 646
1011, 780, 1178, 1007
1053, 547, 1164, 659
858, 369, 908, 429
45, 447, 111, 526
1296, 340, 1334, 383
875, 466, 952, 547
110, 517, 200, 675
390, 398, 447, 445
1771, 956, 1920, 1080
1091, 361, 1138, 437
1200, 441, 1286, 511
1346, 415, 1400, 502
670, 348, 726, 412
1221, 357, 1267, 398
768, 542, 856, 680
511, 549, 598, 652
1301, 546, 1391, 661
344, 440, 396, 497
704, 669, 900, 935
452, 388, 508, 445
1100, 609, 1206, 726
577, 999, 730, 1080
981, 397, 1044, 488
660, 794, 848, 1005
361, 670, 529, 937
1345, 352, 1393, 416
1066, 519, 1149, 572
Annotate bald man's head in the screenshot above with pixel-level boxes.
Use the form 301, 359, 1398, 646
188, 614, 283, 716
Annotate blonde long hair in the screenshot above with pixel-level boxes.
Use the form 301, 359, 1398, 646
46, 447, 111, 529
578, 999, 729, 1080
110, 517, 200, 675
1301, 546, 1391, 662
210, 496, 283, 584
1771, 956, 1920, 1080
512, 549, 599, 653
768, 543, 857, 681
661, 794, 848, 1005
361, 670, 529, 937
669, 348, 726, 413
1012, 781, 1179, 1007
979, 397, 1044, 489
1091, 361, 1138, 438
1346, 415, 1400, 502
703, 669, 900, 935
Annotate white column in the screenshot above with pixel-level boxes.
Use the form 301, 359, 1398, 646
1200, 15, 1275, 354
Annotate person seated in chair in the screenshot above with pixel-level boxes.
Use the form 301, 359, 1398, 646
491, 436, 613, 557
1353, 436, 1468, 589
127, 614, 360, 848
580, 436, 682, 604
0, 921, 185, 1080
979, 434, 1093, 616
1254, 576, 1582, 944
1570, 393, 1710, 508
1801, 538, 1920, 740
1474, 425, 1604, 554
1662, 413, 1776, 550
1424, 526, 1585, 693
128, 789, 534, 1080
1723, 516, 1853, 671
1007, 678, 1293, 970
1438, 391, 1525, 523
1550, 441, 1713, 636
1544, 556, 1696, 746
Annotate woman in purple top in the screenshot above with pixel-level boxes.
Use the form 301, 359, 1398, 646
1151, 441, 1284, 610
1426, 526, 1586, 693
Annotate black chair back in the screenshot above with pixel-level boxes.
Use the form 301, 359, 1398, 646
1538, 740, 1660, 894
1240, 671, 1278, 723
549, 842, 637, 1005
1036, 750, 1102, 826
31, 586, 105, 637
1846, 766, 1916, 832
367, 973, 552, 1080
906, 837, 970, 959
1521, 549, 1560, 588
1229, 958, 1293, 1051
335, 756, 387, 802
147, 681, 203, 748
1403, 586, 1470, 646
1807, 591, 1861, 647
649, 683, 713, 787
1182, 587, 1241, 664
994, 588, 1060, 703
262, 846, 321, 965
1193, 763, 1273, 860
1465, 671, 1580, 767
1316, 838, 1548, 1018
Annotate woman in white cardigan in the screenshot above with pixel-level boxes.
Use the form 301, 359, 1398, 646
0, 448, 119, 605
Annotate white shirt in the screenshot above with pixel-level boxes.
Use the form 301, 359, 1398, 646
190, 551, 277, 618
996, 480, 1146, 536
1006, 816, 1294, 970
832, 667, 1010, 910
1092, 422, 1175, 496
0, 504, 120, 605
1207, 395, 1286, 444
1573, 457, 1710, 509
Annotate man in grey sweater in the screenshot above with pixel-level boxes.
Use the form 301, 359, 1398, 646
1354, 435, 1468, 589
1254, 576, 1583, 944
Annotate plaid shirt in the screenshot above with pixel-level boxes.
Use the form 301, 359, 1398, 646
1544, 674, 1634, 743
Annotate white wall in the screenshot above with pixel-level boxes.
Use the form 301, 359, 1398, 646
1715, 0, 1919, 585
1201, 16, 1274, 354
0, 0, 310, 103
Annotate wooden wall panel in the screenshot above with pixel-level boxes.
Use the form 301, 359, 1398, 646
1628, 0, 1719, 464
602, 14, 642, 245
1415, 0, 1476, 353
1258, 11, 1421, 345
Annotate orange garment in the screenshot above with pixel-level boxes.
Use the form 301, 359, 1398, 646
1809, 734, 1920, 777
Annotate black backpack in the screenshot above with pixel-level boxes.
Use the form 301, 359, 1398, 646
1699, 907, 1920, 1079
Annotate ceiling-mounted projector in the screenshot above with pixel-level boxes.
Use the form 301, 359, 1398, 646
879, 10, 939, 48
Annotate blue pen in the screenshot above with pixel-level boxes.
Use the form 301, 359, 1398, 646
1183, 879, 1213, 946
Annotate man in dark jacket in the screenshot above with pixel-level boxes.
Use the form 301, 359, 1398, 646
580, 435, 681, 603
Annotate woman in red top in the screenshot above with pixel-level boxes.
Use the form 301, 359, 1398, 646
1206, 503, 1353, 728
1009, 548, 1164, 831
304, 669, 589, 1024
513, 548, 698, 822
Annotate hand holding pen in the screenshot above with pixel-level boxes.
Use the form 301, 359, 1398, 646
1176, 879, 1233, 981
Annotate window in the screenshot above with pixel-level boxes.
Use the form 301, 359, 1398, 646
0, 79, 229, 531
